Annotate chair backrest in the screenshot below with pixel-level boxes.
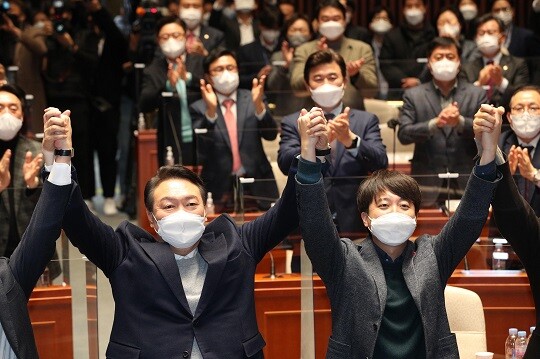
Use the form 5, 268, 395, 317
444, 285, 487, 358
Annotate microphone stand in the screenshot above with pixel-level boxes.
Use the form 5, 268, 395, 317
387, 119, 400, 170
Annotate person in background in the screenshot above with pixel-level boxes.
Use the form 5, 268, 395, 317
367, 5, 394, 100
279, 49, 387, 235
209, 0, 259, 51
139, 16, 204, 167
435, 6, 479, 63
0, 0, 27, 68
398, 37, 487, 208
14, 10, 51, 136
458, 0, 479, 40
295, 78, 501, 358
0, 84, 61, 279
277, 0, 295, 21
266, 13, 313, 116
460, 14, 529, 112
191, 49, 279, 211
497, 86, 540, 215
179, 0, 224, 56
290, 0, 377, 110
379, 0, 436, 100
236, 6, 282, 89
474, 101, 540, 359
340, 0, 369, 43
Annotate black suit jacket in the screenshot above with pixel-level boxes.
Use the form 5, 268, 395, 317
209, 9, 260, 51
507, 25, 540, 58
499, 130, 540, 216
0, 179, 71, 359
344, 24, 370, 43
198, 25, 225, 53
190, 89, 279, 203
236, 40, 275, 89
459, 54, 529, 111
61, 163, 299, 358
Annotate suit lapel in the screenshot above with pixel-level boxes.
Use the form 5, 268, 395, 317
193, 232, 227, 319
425, 82, 442, 119
361, 239, 387, 314
400, 243, 422, 310
139, 241, 192, 316
12, 138, 26, 216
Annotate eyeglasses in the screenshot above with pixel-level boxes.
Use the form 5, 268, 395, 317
511, 106, 540, 115
159, 32, 185, 41
209, 65, 238, 76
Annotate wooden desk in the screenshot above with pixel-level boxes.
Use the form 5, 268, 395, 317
254, 270, 534, 358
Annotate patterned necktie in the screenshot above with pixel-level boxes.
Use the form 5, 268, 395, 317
223, 99, 242, 173
187, 31, 195, 48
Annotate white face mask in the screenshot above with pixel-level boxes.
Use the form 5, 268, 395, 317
212, 70, 239, 95
368, 212, 417, 247
494, 10, 513, 26
261, 29, 280, 43
154, 211, 206, 249
476, 34, 500, 56
179, 7, 203, 30
318, 21, 345, 41
0, 112, 23, 141
369, 19, 392, 34
510, 112, 540, 139
160, 38, 186, 59
404, 8, 424, 26
287, 32, 310, 47
430, 58, 460, 82
310, 83, 344, 109
460, 5, 478, 21
439, 23, 461, 39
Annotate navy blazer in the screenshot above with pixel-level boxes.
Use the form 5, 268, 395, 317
0, 179, 71, 359
398, 81, 487, 206
61, 163, 299, 358
278, 108, 388, 234
198, 25, 225, 53
190, 89, 279, 205
499, 130, 540, 216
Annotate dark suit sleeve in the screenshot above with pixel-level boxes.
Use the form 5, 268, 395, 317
493, 162, 540, 278
239, 159, 299, 262
500, 57, 530, 106
432, 170, 499, 283
9, 180, 73, 298
277, 114, 300, 175
379, 32, 408, 89
355, 113, 388, 172
139, 59, 167, 112
257, 106, 278, 141
397, 88, 432, 144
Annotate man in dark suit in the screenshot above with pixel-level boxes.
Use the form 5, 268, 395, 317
139, 16, 204, 166
398, 37, 487, 208
190, 49, 279, 211
279, 49, 387, 236
497, 86, 540, 215
179, 0, 225, 56
0, 102, 72, 359
42, 105, 299, 358
475, 102, 540, 359
209, 0, 260, 52
379, 0, 436, 100
460, 14, 529, 112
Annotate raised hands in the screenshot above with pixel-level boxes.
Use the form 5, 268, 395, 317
328, 107, 356, 147
200, 79, 218, 118
346, 59, 365, 77
298, 107, 329, 162
251, 75, 266, 114
42, 107, 72, 164
0, 149, 11, 192
167, 58, 187, 87
22, 150, 43, 189
508, 144, 537, 179
478, 64, 503, 87
436, 102, 461, 128
281, 41, 294, 68
473, 104, 504, 165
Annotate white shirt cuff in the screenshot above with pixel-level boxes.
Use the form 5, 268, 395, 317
205, 111, 218, 123
499, 78, 509, 93
255, 108, 266, 120
47, 162, 72, 186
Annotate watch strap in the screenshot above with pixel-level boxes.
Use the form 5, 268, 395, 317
54, 148, 74, 157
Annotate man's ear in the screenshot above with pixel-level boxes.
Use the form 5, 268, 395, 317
360, 212, 370, 228
146, 210, 156, 230
507, 111, 513, 124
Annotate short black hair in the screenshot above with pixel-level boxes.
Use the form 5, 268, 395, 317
203, 48, 237, 75
283, 13, 313, 37
367, 5, 395, 26
357, 170, 422, 215
434, 5, 466, 31
144, 165, 207, 213
426, 36, 462, 58
315, 0, 346, 20
0, 83, 28, 135
258, 6, 282, 29
489, 0, 514, 10
475, 13, 505, 33
303, 49, 346, 83
155, 15, 186, 37
510, 85, 540, 106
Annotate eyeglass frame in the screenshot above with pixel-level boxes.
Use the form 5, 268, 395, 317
208, 65, 238, 76
158, 32, 186, 41
511, 106, 540, 115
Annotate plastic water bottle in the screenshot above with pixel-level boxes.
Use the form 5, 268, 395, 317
137, 112, 145, 131
166, 146, 174, 166
528, 326, 536, 345
493, 243, 509, 270
506, 328, 518, 359
206, 192, 215, 215
516, 330, 528, 358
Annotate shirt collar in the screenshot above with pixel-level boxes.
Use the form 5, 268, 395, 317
482, 51, 503, 65
216, 91, 238, 105
174, 247, 199, 260
373, 240, 405, 266
518, 133, 540, 149
327, 103, 344, 118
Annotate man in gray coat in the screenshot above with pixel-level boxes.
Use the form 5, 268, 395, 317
294, 103, 502, 358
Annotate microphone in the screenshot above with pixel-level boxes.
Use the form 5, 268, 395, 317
387, 118, 400, 170
387, 118, 400, 129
